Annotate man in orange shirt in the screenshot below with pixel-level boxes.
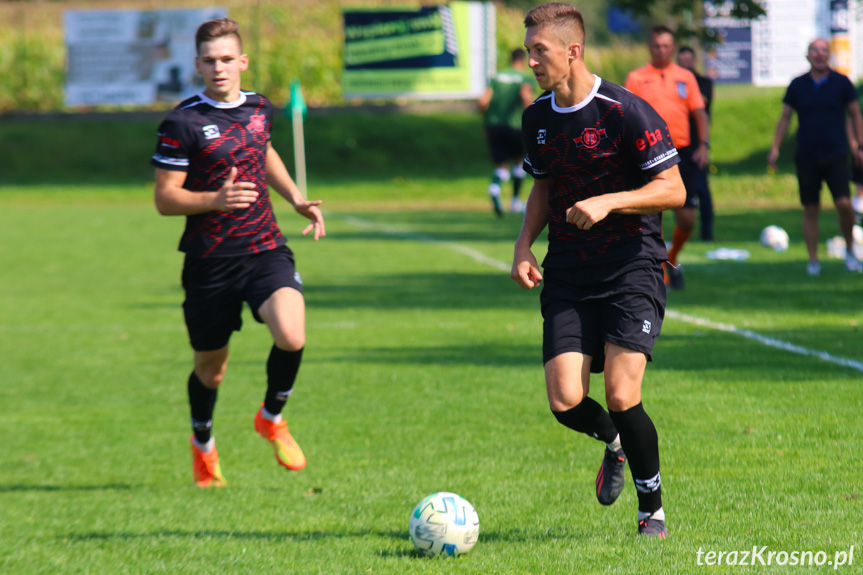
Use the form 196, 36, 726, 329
625, 26, 710, 290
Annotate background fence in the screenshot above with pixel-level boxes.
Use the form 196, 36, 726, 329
0, 0, 646, 113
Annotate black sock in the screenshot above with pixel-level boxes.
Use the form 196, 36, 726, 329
608, 402, 662, 513
552, 396, 618, 443
188, 371, 217, 444
264, 346, 303, 416
513, 176, 524, 198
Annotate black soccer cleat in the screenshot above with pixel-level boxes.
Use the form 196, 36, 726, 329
637, 514, 668, 538
667, 263, 684, 290
595, 447, 626, 506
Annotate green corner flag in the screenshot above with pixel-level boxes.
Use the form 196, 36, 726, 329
289, 79, 307, 198
290, 79, 307, 117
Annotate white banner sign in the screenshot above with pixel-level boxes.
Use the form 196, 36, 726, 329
64, 7, 226, 106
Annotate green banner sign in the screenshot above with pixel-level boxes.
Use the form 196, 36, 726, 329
342, 2, 495, 100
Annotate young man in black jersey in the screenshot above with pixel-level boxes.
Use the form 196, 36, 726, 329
511, 2, 684, 537
151, 18, 325, 487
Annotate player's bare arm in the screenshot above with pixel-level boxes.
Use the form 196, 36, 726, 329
846, 99, 863, 168
154, 166, 259, 216
565, 165, 685, 230
768, 104, 794, 169
692, 108, 711, 168
265, 143, 326, 240
511, 178, 550, 289
477, 87, 493, 114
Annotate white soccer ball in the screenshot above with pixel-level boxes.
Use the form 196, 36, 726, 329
760, 225, 789, 252
409, 492, 480, 557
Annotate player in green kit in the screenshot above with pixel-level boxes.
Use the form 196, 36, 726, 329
479, 49, 535, 215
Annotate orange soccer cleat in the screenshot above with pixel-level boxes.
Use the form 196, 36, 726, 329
254, 407, 306, 471
190, 436, 227, 488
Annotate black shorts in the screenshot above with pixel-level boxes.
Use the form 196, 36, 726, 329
677, 146, 702, 209
795, 154, 850, 205
539, 260, 666, 372
181, 245, 303, 351
485, 124, 524, 165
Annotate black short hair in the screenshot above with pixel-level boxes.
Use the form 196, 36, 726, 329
511, 48, 526, 63
678, 46, 695, 56
650, 25, 675, 39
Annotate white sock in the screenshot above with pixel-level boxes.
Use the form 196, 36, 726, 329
638, 507, 665, 522
193, 437, 215, 454
261, 406, 282, 424
606, 434, 622, 453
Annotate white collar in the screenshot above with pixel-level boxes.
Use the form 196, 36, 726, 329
198, 91, 248, 109
551, 75, 601, 113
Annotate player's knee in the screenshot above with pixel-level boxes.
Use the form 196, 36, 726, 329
274, 332, 305, 352
605, 389, 638, 412
551, 400, 593, 434
549, 397, 577, 413
197, 366, 226, 388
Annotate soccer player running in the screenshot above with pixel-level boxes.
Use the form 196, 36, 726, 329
151, 18, 326, 487
478, 48, 535, 216
625, 26, 710, 290
512, 3, 684, 537
768, 38, 863, 275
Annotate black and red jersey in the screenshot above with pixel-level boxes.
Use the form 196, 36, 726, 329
522, 76, 679, 268
151, 91, 286, 258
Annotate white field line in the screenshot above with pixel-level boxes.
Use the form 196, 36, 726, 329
342, 215, 863, 374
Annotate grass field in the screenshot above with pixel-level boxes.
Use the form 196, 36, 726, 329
2, 86, 862, 573
1, 179, 861, 573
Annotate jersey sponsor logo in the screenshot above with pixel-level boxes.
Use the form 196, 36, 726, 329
152, 154, 189, 168
158, 133, 180, 148
635, 129, 665, 151
574, 127, 607, 149
247, 114, 266, 133
202, 124, 221, 140
639, 148, 678, 170
677, 81, 688, 99
537, 129, 546, 144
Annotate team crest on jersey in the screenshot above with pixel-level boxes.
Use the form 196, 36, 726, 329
537, 129, 547, 144
247, 114, 266, 133
676, 81, 688, 99
202, 124, 221, 140
574, 127, 607, 149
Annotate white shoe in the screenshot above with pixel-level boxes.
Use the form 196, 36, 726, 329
510, 198, 525, 213
807, 261, 821, 276
845, 253, 862, 273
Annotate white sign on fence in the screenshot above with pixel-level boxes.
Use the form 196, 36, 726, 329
64, 7, 226, 106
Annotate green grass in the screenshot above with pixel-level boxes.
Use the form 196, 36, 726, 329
1, 180, 861, 573
2, 88, 861, 572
